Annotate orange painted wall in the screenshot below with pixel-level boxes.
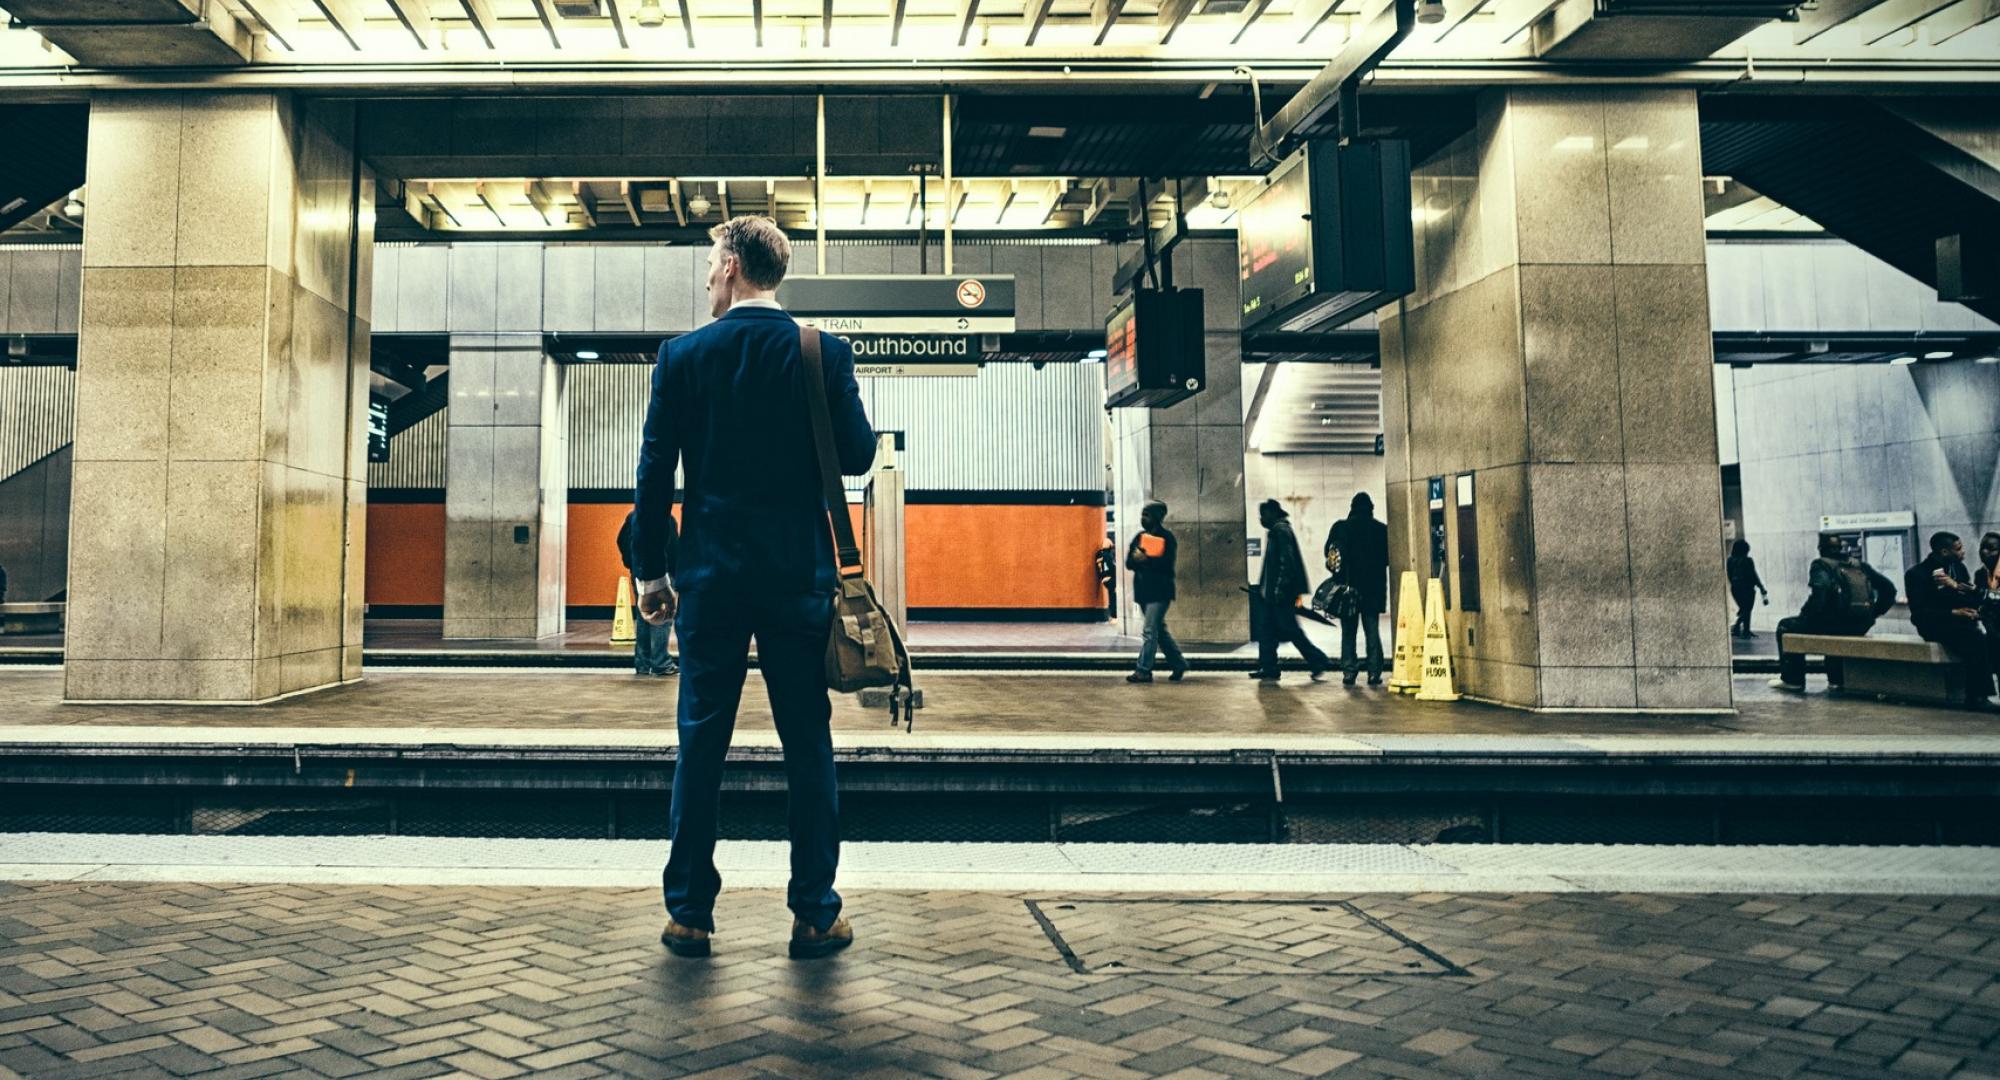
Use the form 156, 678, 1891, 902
364, 504, 446, 606
905, 504, 1105, 609
369, 502, 1107, 610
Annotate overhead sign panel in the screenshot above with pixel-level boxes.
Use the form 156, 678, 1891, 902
783, 274, 1017, 334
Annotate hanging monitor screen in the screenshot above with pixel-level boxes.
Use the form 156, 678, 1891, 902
1237, 155, 1316, 328
1104, 288, 1206, 410
1237, 139, 1414, 333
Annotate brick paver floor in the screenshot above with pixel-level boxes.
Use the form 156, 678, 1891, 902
0, 881, 1995, 1078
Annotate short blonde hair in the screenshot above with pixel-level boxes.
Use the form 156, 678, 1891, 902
709, 216, 791, 289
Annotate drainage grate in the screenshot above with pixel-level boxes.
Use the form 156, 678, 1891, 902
1025, 898, 1468, 977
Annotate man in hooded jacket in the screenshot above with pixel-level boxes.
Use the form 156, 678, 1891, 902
1254, 499, 1329, 682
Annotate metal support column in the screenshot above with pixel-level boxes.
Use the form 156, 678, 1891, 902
816, 94, 828, 274
942, 95, 954, 276
862, 432, 906, 634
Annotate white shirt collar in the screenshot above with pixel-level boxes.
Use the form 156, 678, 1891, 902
728, 297, 784, 311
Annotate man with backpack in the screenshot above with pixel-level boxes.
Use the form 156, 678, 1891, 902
1905, 531, 1997, 710
1771, 535, 1898, 694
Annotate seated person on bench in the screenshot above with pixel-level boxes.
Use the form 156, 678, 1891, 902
1772, 535, 1897, 694
1907, 531, 1998, 711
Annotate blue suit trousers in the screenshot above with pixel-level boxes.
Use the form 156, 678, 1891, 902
663, 586, 842, 932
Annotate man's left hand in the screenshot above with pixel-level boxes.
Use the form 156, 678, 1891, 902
640, 587, 677, 625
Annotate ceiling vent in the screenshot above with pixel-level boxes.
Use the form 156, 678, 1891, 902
1534, 0, 1797, 58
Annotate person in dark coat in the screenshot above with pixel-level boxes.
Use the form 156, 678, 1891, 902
632, 216, 875, 959
1325, 492, 1390, 686
1906, 531, 1996, 710
1771, 534, 1897, 693
617, 509, 679, 676
1726, 539, 1767, 638
1974, 532, 2000, 688
1253, 499, 1329, 682
1125, 500, 1187, 684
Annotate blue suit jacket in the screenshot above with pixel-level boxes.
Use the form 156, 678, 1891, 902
632, 305, 875, 596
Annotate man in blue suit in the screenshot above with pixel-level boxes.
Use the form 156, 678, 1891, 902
630, 216, 875, 959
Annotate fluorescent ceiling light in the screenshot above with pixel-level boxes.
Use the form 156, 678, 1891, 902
1923, 351, 1952, 359
1977, 356, 1999, 365
1890, 356, 1917, 365
576, 350, 600, 360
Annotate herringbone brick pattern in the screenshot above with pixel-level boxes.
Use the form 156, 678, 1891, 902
0, 882, 1995, 1078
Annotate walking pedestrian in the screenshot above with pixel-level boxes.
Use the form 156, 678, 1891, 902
632, 216, 875, 959
1727, 539, 1768, 638
1126, 500, 1188, 684
1251, 499, 1329, 683
1325, 492, 1390, 686
617, 509, 678, 676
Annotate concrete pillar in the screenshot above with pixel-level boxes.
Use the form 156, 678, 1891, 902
65, 92, 373, 703
1380, 88, 1730, 711
1111, 332, 1250, 646
443, 335, 568, 640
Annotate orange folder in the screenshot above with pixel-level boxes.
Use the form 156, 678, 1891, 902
1138, 534, 1166, 558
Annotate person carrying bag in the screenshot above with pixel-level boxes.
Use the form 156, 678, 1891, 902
800, 326, 917, 730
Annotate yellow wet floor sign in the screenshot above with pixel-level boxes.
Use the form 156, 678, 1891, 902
611, 575, 637, 645
1414, 577, 1459, 702
1389, 570, 1423, 693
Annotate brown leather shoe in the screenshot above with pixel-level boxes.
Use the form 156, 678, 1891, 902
789, 916, 853, 959
660, 919, 711, 958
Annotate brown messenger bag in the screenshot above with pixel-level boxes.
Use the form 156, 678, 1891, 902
798, 326, 916, 730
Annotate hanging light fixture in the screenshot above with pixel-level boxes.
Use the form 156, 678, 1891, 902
62, 188, 84, 219
634, 0, 668, 27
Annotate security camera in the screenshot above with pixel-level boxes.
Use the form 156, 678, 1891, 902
1417, 0, 1445, 23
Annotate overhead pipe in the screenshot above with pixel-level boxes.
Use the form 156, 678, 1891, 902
1247, 0, 1416, 165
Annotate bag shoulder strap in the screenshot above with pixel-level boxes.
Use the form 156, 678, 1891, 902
798, 325, 863, 576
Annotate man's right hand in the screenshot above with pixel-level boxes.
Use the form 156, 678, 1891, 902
1954, 607, 1980, 620
640, 587, 677, 626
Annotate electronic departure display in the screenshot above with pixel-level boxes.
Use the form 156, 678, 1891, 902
1237, 139, 1415, 334
1237, 152, 1315, 328
1105, 298, 1140, 401
1104, 288, 1206, 410
367, 398, 390, 463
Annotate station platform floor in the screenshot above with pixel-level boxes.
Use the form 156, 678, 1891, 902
0, 858, 1994, 1080
0, 620, 1787, 665
0, 667, 1991, 753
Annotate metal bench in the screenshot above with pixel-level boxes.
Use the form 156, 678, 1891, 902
1785, 632, 1964, 705
0, 603, 64, 635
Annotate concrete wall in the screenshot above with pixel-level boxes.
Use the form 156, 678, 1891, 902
13, 236, 1993, 338
0, 245, 81, 336
1726, 360, 2000, 634
373, 239, 1135, 334
1708, 239, 1998, 334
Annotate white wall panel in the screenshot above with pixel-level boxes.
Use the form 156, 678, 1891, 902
564, 363, 650, 491
0, 366, 75, 481
865, 364, 1106, 492
367, 408, 445, 489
